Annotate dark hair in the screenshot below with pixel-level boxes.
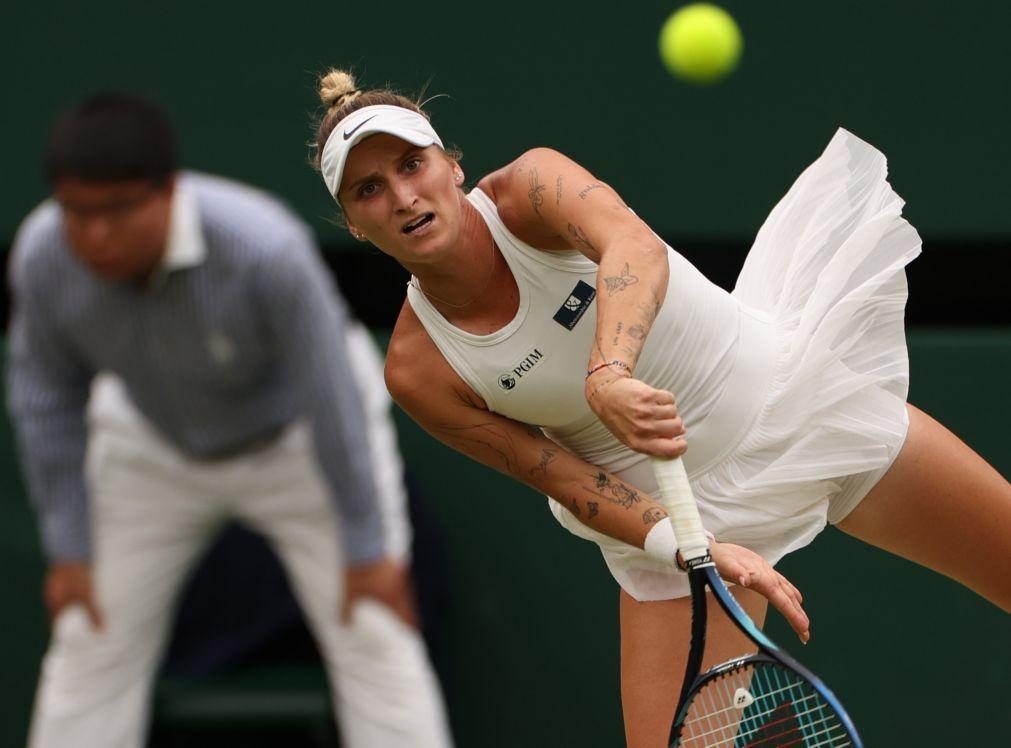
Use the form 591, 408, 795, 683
43, 93, 177, 184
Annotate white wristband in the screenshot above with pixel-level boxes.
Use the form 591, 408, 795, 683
644, 519, 678, 565
644, 519, 715, 570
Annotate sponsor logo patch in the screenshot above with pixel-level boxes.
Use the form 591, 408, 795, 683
553, 280, 595, 330
497, 348, 546, 390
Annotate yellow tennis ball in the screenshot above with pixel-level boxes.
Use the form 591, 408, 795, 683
659, 3, 743, 84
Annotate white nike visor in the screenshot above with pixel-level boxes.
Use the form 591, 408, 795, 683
321, 105, 444, 200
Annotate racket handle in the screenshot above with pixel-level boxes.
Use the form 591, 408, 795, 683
650, 456, 709, 563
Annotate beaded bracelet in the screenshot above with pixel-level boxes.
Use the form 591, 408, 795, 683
585, 359, 633, 380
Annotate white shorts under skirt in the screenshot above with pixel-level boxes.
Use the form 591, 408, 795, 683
548, 129, 919, 601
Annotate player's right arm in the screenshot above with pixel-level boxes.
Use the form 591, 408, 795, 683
385, 307, 678, 553
387, 309, 809, 635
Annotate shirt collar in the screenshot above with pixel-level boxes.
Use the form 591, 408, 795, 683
161, 179, 205, 271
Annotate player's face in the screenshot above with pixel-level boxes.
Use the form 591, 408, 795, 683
54, 177, 174, 282
339, 135, 462, 266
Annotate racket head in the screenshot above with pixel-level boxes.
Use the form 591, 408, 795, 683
671, 653, 861, 747
671, 567, 863, 748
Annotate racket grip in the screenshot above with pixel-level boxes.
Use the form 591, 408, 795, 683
650, 456, 709, 563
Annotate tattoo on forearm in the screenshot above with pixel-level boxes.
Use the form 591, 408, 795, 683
570, 498, 582, 517
578, 183, 603, 199
603, 263, 640, 296
618, 321, 644, 358
588, 501, 599, 519
643, 507, 668, 525
588, 471, 642, 508
612, 321, 623, 348
555, 176, 563, 205
439, 422, 520, 474
528, 168, 546, 217
529, 448, 557, 477
566, 223, 596, 253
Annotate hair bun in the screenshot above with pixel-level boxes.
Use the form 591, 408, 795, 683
319, 69, 361, 111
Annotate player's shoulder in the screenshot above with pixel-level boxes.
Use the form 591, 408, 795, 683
385, 303, 486, 414
481, 147, 573, 196
385, 304, 440, 400
476, 147, 584, 246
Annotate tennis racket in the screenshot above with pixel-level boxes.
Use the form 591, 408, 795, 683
651, 456, 863, 748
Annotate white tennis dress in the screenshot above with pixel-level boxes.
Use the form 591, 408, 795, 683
407, 129, 921, 600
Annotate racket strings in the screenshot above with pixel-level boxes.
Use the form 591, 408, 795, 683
674, 662, 852, 747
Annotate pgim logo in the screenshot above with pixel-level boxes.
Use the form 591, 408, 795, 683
497, 348, 546, 390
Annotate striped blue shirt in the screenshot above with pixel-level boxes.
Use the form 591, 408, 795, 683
6, 172, 385, 564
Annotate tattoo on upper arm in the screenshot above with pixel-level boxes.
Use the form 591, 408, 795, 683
578, 183, 603, 199
603, 263, 640, 296
529, 448, 557, 477
643, 507, 668, 525
587, 501, 599, 519
566, 223, 596, 253
587, 471, 642, 508
528, 168, 546, 217
555, 176, 563, 205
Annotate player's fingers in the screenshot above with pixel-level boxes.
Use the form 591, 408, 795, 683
769, 584, 810, 642
640, 435, 688, 458
650, 388, 677, 406
773, 579, 810, 642
785, 579, 805, 611
644, 403, 681, 423
781, 577, 803, 605
639, 416, 685, 440
741, 565, 809, 640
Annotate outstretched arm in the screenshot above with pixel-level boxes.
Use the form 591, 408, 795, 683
388, 325, 676, 552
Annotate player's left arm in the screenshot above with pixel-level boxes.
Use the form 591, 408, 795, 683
496, 148, 678, 456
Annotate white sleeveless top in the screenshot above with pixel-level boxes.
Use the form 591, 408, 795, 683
406, 188, 781, 478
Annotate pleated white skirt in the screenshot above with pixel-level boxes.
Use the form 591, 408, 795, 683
553, 129, 921, 600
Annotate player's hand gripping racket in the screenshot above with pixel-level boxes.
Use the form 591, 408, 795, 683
651, 456, 863, 748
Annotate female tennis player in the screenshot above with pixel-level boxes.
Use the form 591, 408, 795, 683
309, 69, 1011, 748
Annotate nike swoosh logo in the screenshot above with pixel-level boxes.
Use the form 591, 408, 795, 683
343, 115, 378, 140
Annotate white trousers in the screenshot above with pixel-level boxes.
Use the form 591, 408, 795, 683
28, 373, 453, 748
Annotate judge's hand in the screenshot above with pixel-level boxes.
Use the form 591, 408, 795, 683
341, 556, 420, 629
44, 562, 104, 631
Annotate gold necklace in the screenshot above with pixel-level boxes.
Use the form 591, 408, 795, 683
413, 237, 497, 309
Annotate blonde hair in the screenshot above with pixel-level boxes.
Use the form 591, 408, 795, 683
318, 70, 365, 112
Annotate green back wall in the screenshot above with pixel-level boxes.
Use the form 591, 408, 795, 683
6, 1, 1011, 246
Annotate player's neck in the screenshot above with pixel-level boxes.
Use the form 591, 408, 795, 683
412, 201, 497, 307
